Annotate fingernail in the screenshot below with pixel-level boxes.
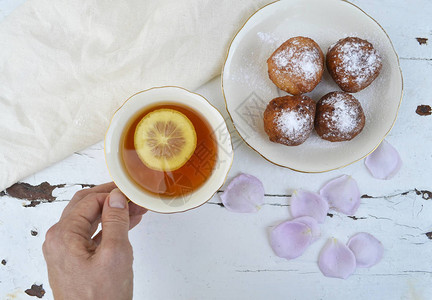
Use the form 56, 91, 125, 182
109, 189, 126, 209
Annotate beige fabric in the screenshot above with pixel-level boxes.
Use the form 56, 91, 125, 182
0, 0, 270, 190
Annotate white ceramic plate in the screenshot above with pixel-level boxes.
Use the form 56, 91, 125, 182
222, 0, 403, 172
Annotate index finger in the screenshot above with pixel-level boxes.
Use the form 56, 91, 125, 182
60, 192, 108, 239
61, 182, 117, 219
128, 202, 148, 216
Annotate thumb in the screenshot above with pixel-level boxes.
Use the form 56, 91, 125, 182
100, 188, 130, 249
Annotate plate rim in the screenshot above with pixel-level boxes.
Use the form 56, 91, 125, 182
221, 0, 403, 173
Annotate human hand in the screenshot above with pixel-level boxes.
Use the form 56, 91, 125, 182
42, 182, 147, 300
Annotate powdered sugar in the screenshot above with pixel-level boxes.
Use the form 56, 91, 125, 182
320, 93, 363, 139
257, 31, 280, 46
275, 109, 313, 143
333, 38, 382, 86
272, 43, 321, 82
328, 101, 357, 133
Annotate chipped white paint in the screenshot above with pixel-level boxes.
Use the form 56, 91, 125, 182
1, 0, 432, 299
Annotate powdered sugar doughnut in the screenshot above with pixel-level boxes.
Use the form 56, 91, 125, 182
263, 95, 316, 146
327, 37, 382, 93
315, 91, 365, 142
267, 37, 324, 95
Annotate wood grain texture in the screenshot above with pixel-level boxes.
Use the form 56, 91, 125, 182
1, 0, 432, 299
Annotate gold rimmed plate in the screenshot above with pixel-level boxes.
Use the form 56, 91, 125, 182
222, 0, 403, 173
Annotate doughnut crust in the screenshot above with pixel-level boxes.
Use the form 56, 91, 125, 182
327, 37, 382, 93
263, 95, 316, 146
315, 91, 365, 142
267, 37, 324, 95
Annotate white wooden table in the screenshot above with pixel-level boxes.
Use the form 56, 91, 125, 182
1, 0, 432, 299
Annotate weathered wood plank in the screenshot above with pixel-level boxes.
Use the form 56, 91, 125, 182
1, 0, 432, 299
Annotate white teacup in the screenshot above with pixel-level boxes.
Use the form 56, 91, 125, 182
104, 86, 233, 213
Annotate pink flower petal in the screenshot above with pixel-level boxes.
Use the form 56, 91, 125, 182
291, 190, 329, 223
320, 175, 361, 215
318, 238, 356, 279
292, 216, 321, 242
270, 220, 312, 259
220, 173, 264, 213
365, 140, 402, 180
347, 232, 384, 268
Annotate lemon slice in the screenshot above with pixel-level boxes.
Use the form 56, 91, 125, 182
134, 108, 197, 172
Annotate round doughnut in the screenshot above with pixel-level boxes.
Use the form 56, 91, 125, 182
263, 95, 316, 146
267, 36, 324, 95
315, 91, 365, 142
327, 37, 382, 93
